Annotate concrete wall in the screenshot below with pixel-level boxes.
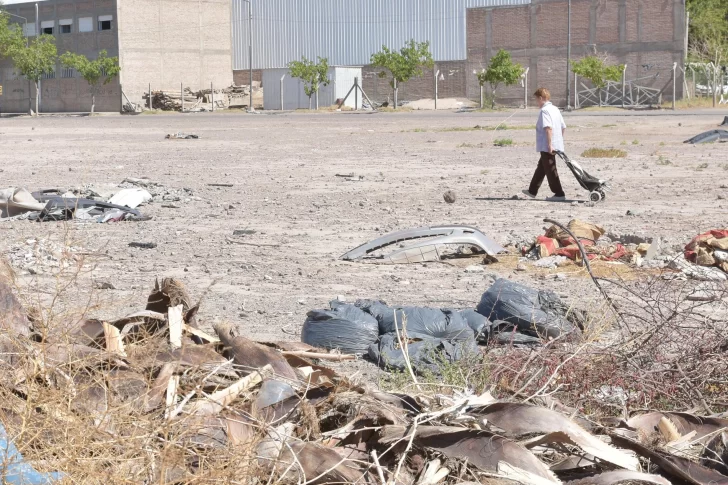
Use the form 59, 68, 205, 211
117, 0, 233, 108
466, 0, 686, 106
0, 0, 121, 113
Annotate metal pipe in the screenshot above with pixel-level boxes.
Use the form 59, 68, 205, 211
279, 74, 285, 110
36, 3, 41, 113
566, 0, 571, 110
672, 62, 677, 110
247, 0, 254, 112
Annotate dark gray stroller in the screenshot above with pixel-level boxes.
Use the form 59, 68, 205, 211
554, 151, 609, 202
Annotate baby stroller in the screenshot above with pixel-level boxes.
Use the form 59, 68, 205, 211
554, 151, 609, 202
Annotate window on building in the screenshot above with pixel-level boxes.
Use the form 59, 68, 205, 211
61, 67, 75, 78
78, 17, 93, 33
98, 15, 112, 31
41, 21, 54, 35
60, 19, 72, 34
41, 70, 56, 80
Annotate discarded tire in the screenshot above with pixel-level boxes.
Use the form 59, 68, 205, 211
301, 302, 379, 355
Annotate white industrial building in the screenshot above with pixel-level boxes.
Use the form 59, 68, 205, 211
231, 0, 529, 70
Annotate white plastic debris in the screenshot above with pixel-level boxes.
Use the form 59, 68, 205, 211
108, 188, 152, 209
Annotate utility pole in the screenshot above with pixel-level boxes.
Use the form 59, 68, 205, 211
36, 3, 41, 114
241, 0, 254, 112
565, 0, 571, 110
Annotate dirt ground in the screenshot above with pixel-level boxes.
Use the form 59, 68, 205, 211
1, 109, 726, 383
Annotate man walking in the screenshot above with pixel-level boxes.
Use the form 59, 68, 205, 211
522, 88, 567, 201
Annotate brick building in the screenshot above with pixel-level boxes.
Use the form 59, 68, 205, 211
363, 0, 686, 106
0, 0, 232, 113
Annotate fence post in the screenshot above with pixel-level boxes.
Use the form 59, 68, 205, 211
148, 83, 152, 110
672, 62, 677, 110
622, 64, 627, 108
280, 74, 285, 110
211, 82, 214, 112
434, 70, 439, 110
354, 77, 359, 111
574, 74, 579, 109
523, 67, 529, 109
181, 82, 184, 112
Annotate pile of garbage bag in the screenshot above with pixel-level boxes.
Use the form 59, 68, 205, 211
302, 278, 582, 374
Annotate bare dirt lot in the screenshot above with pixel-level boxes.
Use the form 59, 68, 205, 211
1, 109, 726, 380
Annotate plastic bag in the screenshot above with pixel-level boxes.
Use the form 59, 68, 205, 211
476, 279, 576, 339
301, 302, 379, 355
458, 309, 487, 338
368, 333, 479, 376
355, 300, 472, 340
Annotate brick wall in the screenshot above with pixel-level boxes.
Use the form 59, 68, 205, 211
361, 61, 467, 105
465, 0, 686, 107
233, 69, 263, 86
491, 7, 530, 50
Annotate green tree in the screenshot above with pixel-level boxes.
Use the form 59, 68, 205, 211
60, 50, 120, 113
0, 12, 24, 59
476, 49, 524, 109
370, 39, 434, 109
10, 34, 57, 115
287, 56, 330, 110
571, 55, 623, 106
686, 0, 728, 105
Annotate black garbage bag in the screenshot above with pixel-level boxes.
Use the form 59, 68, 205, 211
475, 279, 576, 339
301, 301, 379, 355
355, 300, 472, 340
488, 321, 543, 346
458, 309, 488, 338
368, 333, 480, 376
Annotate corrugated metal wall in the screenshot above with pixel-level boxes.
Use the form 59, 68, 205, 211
232, 0, 531, 70
262, 67, 363, 109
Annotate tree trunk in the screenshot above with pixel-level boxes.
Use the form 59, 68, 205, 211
34, 80, 40, 116
308, 95, 312, 110
491, 86, 496, 110
91, 93, 96, 114
315, 88, 319, 110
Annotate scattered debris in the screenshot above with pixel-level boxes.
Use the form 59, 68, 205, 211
207, 183, 234, 188
165, 132, 199, 140
128, 242, 157, 249
0, 424, 64, 484
527, 219, 630, 263
443, 190, 457, 204
1, 188, 145, 223
342, 225, 505, 264
232, 229, 256, 236
684, 229, 728, 274
108, 188, 152, 209
0, 269, 726, 483
684, 129, 728, 144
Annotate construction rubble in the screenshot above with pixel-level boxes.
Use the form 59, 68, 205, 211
144, 84, 258, 112
0, 274, 726, 484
